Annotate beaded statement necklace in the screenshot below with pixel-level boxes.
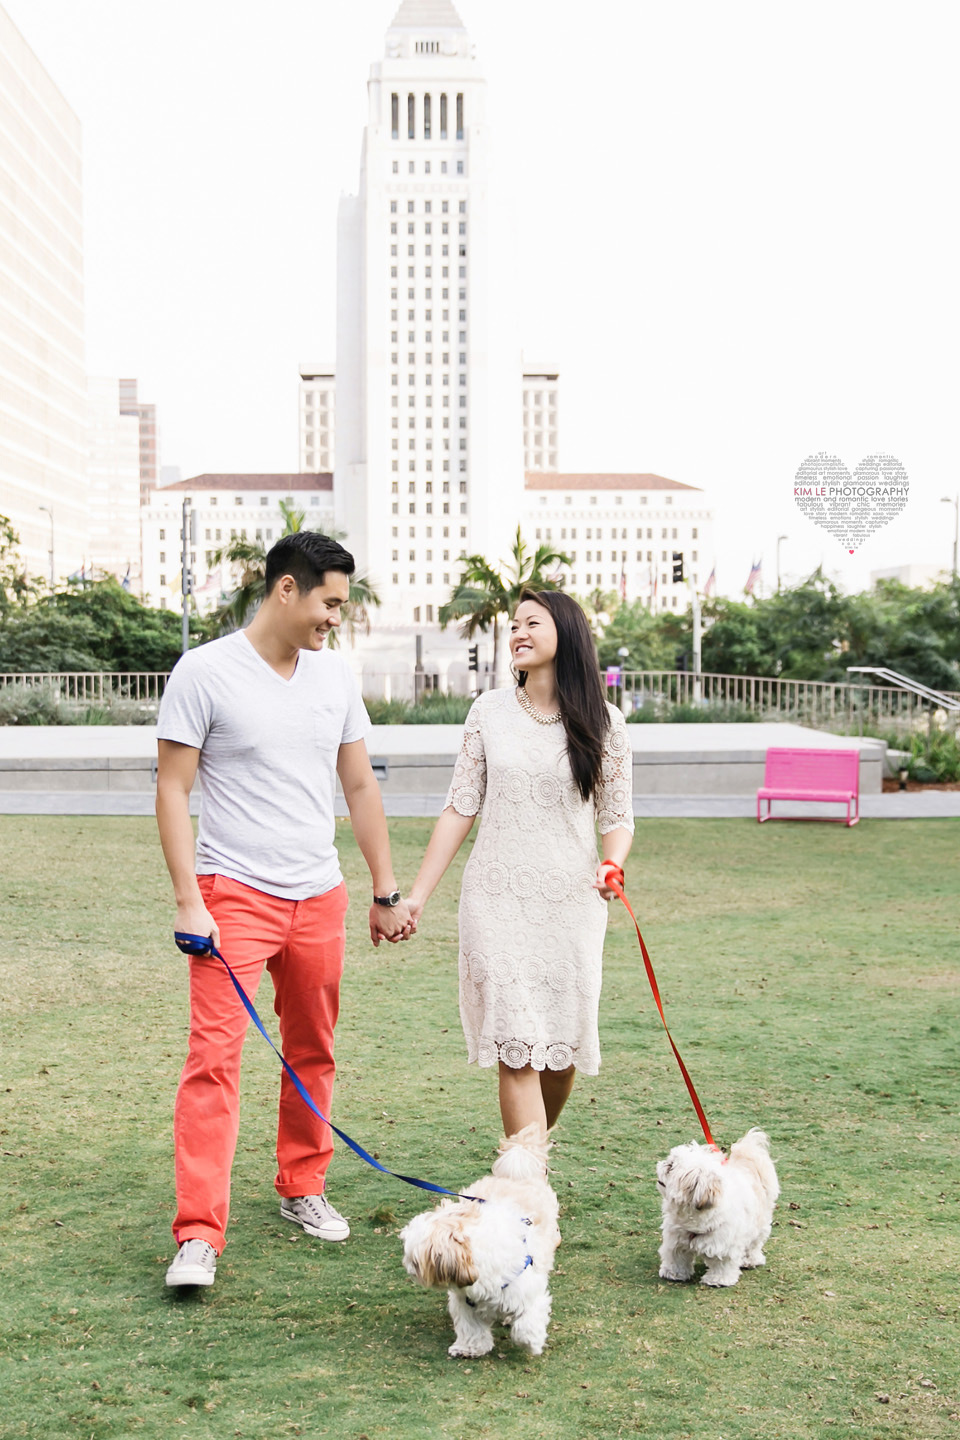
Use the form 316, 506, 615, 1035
516, 684, 562, 725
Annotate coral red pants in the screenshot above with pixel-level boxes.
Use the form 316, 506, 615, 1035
173, 873, 348, 1253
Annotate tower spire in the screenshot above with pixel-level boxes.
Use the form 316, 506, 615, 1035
389, 0, 466, 29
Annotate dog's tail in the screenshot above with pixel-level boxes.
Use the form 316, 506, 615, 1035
493, 1122, 552, 1181
729, 1129, 780, 1202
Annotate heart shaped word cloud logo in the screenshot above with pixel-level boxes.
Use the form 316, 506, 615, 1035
793, 454, 909, 553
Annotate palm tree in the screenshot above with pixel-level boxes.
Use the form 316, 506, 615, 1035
439, 527, 572, 684
208, 505, 380, 642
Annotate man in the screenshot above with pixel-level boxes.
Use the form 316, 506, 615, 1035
155, 531, 413, 1289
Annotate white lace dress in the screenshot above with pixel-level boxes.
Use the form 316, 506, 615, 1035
443, 687, 635, 1076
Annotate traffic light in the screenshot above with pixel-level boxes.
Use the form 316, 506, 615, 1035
672, 551, 684, 584
468, 644, 479, 672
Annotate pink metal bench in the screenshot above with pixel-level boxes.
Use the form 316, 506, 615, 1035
757, 747, 860, 826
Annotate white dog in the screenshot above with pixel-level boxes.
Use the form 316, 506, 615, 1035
656, 1129, 780, 1288
400, 1124, 561, 1358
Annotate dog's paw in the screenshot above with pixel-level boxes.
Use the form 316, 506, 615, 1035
741, 1250, 766, 1269
700, 1271, 740, 1287
448, 1341, 493, 1359
659, 1265, 694, 1283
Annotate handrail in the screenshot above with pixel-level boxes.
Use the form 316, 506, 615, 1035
845, 666, 960, 712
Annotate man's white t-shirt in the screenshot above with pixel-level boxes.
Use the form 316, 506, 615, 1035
157, 631, 372, 900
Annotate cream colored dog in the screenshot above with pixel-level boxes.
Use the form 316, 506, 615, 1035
656, 1129, 780, 1287
400, 1124, 561, 1358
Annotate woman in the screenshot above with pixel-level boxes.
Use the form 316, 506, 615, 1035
407, 589, 634, 1139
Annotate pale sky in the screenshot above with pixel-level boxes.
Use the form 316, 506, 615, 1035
5, 0, 959, 597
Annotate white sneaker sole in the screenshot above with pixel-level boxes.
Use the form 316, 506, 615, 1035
280, 1205, 350, 1242
165, 1265, 216, 1287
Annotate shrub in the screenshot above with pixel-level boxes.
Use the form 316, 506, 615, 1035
0, 683, 70, 725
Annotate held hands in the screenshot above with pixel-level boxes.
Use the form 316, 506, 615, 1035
368, 897, 417, 948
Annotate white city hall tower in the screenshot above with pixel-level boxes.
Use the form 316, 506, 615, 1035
335, 0, 523, 642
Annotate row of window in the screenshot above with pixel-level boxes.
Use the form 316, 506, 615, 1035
537, 494, 682, 508
394, 573, 451, 587
391, 501, 468, 515
392, 526, 467, 542
155, 494, 325, 523
390, 199, 468, 216
391, 158, 464, 175
391, 91, 464, 142
533, 527, 700, 541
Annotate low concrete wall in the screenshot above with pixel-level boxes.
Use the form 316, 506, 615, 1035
0, 722, 885, 796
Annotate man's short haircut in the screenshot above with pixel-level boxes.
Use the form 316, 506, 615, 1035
264, 531, 356, 596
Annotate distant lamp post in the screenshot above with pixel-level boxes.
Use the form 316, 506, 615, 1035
940, 495, 959, 579
38, 505, 54, 590
776, 534, 788, 593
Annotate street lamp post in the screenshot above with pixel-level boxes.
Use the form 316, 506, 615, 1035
38, 505, 54, 590
776, 534, 788, 593
941, 494, 959, 579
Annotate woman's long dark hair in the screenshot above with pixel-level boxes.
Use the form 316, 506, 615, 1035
514, 588, 610, 803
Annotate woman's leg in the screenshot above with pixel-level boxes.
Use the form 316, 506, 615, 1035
498, 1062, 547, 1137
540, 1064, 576, 1128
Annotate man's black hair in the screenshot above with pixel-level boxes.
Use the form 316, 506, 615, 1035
264, 531, 355, 595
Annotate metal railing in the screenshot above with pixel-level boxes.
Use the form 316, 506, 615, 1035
1, 667, 957, 733
618, 670, 960, 732
0, 671, 169, 702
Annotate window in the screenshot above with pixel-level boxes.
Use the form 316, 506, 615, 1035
440, 93, 448, 138
234, 496, 243, 505
692, 527, 698, 539
413, 606, 420, 622
407, 93, 415, 139
692, 551, 698, 563
665, 495, 673, 505
160, 574, 166, 587
457, 160, 463, 174
159, 528, 165, 540
672, 528, 678, 539
456, 92, 464, 139
260, 496, 269, 506
159, 551, 166, 564
423, 93, 431, 139
391, 94, 398, 139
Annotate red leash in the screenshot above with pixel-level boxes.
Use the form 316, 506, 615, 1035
601, 863, 718, 1149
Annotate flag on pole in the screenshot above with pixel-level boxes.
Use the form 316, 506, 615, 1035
619, 560, 627, 603
744, 559, 762, 595
121, 565, 131, 591
703, 567, 716, 598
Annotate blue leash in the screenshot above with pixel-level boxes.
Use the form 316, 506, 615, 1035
174, 932, 481, 1203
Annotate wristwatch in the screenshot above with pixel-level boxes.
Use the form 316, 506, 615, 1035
373, 889, 401, 907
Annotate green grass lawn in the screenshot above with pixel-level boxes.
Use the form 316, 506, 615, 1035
0, 816, 958, 1440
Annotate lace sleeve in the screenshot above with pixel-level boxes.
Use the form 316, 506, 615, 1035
596, 708, 635, 834
443, 699, 487, 817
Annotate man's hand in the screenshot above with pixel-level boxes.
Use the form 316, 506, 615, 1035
369, 898, 416, 947
174, 900, 221, 952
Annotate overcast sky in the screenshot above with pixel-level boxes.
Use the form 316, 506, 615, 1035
5, 0, 959, 596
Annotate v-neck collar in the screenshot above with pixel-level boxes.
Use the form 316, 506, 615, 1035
239, 629, 303, 685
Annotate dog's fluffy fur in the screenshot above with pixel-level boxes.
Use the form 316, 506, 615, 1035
656, 1129, 780, 1287
400, 1124, 561, 1358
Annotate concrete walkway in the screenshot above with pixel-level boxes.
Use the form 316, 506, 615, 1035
1, 791, 957, 819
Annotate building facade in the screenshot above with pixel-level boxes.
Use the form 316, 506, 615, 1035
0, 3, 87, 584
86, 377, 142, 588
526, 473, 713, 610
522, 364, 559, 473
334, 0, 523, 630
298, 364, 336, 473
119, 378, 159, 503
141, 474, 334, 613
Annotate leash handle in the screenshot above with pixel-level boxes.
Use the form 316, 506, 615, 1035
173, 932, 482, 1203
600, 871, 718, 1149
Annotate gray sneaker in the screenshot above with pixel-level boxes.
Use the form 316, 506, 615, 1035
280, 1193, 350, 1241
165, 1238, 217, 1287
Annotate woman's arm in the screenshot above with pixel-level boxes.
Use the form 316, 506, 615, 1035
595, 826, 634, 900
407, 807, 476, 923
